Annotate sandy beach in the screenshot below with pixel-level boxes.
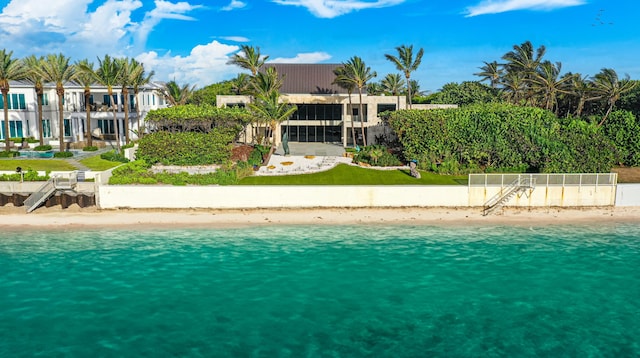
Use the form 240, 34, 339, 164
1, 205, 639, 230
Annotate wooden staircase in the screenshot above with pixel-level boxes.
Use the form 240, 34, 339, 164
483, 177, 535, 216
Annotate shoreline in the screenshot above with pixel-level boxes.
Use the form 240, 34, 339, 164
1, 205, 639, 230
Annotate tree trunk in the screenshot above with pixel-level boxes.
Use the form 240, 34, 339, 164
123, 88, 130, 144
358, 89, 367, 147
110, 89, 121, 153
348, 92, 356, 147
2, 91, 9, 152
36, 88, 44, 146
134, 89, 141, 139
406, 74, 412, 109
57, 87, 65, 152
85, 89, 92, 147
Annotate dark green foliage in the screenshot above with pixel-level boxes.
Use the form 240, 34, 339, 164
54, 151, 74, 158
0, 151, 20, 158
34, 145, 52, 151
247, 144, 271, 166
426, 81, 502, 106
145, 104, 251, 134
0, 168, 49, 181
388, 103, 615, 174
83, 146, 99, 151
354, 145, 403, 167
100, 150, 130, 163
137, 129, 235, 166
188, 80, 234, 106
108, 159, 245, 185
602, 110, 640, 166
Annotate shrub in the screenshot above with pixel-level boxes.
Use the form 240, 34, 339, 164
108, 159, 245, 185
137, 130, 235, 166
34, 145, 52, 151
0, 151, 20, 158
0, 168, 49, 181
54, 151, 74, 158
83, 146, 99, 151
101, 150, 130, 163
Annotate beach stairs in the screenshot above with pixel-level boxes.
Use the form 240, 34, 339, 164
483, 177, 536, 216
24, 172, 79, 213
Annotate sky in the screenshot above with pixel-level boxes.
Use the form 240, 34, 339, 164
0, 0, 638, 93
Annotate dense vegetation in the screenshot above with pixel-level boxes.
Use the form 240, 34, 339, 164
387, 103, 617, 174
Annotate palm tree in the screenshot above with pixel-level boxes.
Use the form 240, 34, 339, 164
130, 59, 154, 137
501, 71, 527, 104
381, 73, 405, 110
231, 73, 251, 95
565, 73, 597, 117
0, 49, 26, 151
248, 90, 297, 146
502, 41, 546, 104
81, 55, 123, 151
227, 45, 269, 76
529, 61, 572, 113
74, 59, 96, 147
39, 53, 75, 152
116, 57, 136, 144
332, 65, 357, 146
474, 61, 503, 89
250, 67, 284, 141
23, 55, 46, 145
366, 82, 384, 95
591, 68, 637, 125
341, 56, 377, 146
385, 44, 424, 109
159, 80, 195, 106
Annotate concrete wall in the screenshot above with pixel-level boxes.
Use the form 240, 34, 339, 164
97, 185, 470, 209
96, 184, 619, 209
615, 184, 640, 206
469, 186, 617, 207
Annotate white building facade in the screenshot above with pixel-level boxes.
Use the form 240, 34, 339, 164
1, 80, 167, 147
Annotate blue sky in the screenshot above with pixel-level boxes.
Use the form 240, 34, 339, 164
0, 0, 637, 93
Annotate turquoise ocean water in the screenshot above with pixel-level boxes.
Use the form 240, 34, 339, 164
1, 224, 639, 357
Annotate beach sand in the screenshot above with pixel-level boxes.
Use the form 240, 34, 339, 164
1, 205, 639, 230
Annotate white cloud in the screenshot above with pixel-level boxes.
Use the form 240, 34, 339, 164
465, 0, 586, 17
136, 41, 240, 87
219, 36, 250, 42
271, 0, 405, 18
269, 52, 332, 63
0, 0, 200, 60
221, 0, 247, 11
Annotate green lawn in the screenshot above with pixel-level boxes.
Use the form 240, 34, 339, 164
238, 163, 468, 185
79, 156, 122, 171
0, 158, 77, 171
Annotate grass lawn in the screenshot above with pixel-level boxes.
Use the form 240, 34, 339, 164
0, 158, 77, 171
79, 156, 122, 171
238, 163, 468, 185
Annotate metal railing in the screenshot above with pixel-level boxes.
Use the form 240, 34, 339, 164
469, 173, 617, 190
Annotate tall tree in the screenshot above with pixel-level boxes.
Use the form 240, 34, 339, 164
332, 65, 357, 147
0, 49, 26, 151
385, 44, 424, 109
474, 61, 503, 89
529, 61, 572, 113
23, 55, 46, 145
342, 56, 376, 146
116, 57, 136, 144
248, 90, 297, 146
227, 45, 269, 76
130, 59, 154, 137
380, 73, 405, 110
159, 80, 195, 106
231, 73, 251, 95
74, 59, 96, 147
250, 67, 284, 141
39, 53, 75, 152
81, 55, 123, 152
591, 68, 637, 126
502, 41, 546, 104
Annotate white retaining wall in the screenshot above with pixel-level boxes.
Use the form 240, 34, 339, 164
615, 184, 640, 206
96, 184, 618, 209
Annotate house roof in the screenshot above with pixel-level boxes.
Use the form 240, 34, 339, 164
262, 63, 346, 95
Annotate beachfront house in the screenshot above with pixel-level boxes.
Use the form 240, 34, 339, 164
217, 63, 456, 148
1, 80, 167, 148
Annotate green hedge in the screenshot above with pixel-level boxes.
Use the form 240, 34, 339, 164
137, 129, 236, 166
388, 103, 615, 174
108, 159, 248, 185
0, 168, 50, 181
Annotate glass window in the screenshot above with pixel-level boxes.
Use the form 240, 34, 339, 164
64, 119, 71, 137
41, 93, 49, 106
377, 104, 396, 114
0, 120, 23, 139
42, 119, 51, 138
103, 95, 111, 106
